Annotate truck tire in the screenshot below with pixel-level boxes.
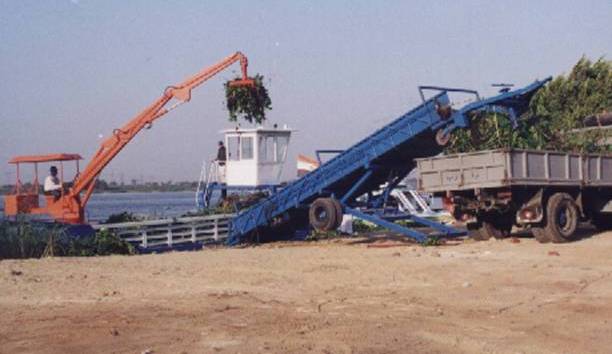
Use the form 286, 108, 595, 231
544, 193, 579, 243
309, 198, 341, 232
468, 228, 488, 241
592, 213, 612, 231
480, 220, 510, 240
531, 227, 551, 243
476, 212, 513, 240
435, 129, 451, 146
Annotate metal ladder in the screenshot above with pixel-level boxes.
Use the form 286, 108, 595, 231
195, 160, 223, 209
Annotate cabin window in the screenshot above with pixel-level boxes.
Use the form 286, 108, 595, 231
258, 136, 266, 161
241, 136, 254, 160
227, 136, 240, 161
276, 136, 289, 162
259, 136, 276, 162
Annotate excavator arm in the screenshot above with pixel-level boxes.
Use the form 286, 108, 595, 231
71, 52, 253, 212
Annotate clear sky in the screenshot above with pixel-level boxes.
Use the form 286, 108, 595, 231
1, 0, 610, 183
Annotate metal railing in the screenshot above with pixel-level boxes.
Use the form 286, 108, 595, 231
93, 214, 234, 249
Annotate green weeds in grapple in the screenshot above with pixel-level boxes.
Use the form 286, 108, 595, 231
225, 74, 272, 124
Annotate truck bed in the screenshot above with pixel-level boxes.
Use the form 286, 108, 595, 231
417, 149, 612, 193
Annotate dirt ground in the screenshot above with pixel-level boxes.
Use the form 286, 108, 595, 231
1, 229, 612, 354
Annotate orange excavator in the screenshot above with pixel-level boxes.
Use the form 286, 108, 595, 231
3, 52, 255, 224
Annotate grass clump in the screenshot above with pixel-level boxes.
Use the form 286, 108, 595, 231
0, 219, 134, 260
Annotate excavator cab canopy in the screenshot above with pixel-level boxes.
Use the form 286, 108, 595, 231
4, 153, 82, 217
9, 153, 82, 164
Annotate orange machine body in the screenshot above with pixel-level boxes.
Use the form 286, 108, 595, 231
4, 52, 254, 224
4, 154, 83, 223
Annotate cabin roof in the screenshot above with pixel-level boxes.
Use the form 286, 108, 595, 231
220, 126, 295, 134
9, 153, 83, 164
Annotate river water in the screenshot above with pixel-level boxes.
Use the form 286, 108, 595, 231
0, 191, 198, 222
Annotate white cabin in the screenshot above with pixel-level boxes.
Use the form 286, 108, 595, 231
223, 126, 293, 186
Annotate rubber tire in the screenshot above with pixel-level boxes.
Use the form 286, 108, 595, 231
331, 198, 344, 229
469, 228, 490, 241
531, 227, 551, 243
592, 213, 612, 231
544, 193, 579, 243
435, 129, 451, 146
479, 220, 510, 240
309, 198, 340, 232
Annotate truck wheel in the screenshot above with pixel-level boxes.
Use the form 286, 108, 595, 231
477, 212, 513, 240
309, 198, 341, 232
544, 193, 579, 243
592, 213, 612, 231
331, 198, 344, 228
531, 227, 551, 243
480, 220, 510, 240
468, 227, 488, 241
435, 129, 451, 146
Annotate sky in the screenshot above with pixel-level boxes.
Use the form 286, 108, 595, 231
0, 0, 610, 184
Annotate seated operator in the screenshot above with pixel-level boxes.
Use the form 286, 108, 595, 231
43, 166, 63, 200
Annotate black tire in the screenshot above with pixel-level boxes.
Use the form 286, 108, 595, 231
544, 193, 579, 243
331, 198, 344, 228
309, 198, 341, 232
592, 213, 612, 231
469, 228, 490, 241
531, 227, 551, 243
480, 220, 510, 240
435, 129, 451, 146
477, 212, 513, 240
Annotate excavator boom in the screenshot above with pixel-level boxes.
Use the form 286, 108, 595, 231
4, 52, 254, 224
73, 52, 252, 211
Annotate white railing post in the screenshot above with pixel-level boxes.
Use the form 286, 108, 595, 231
213, 217, 219, 241
167, 228, 173, 247
191, 224, 197, 243
141, 230, 148, 248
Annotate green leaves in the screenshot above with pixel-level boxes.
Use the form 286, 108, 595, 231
225, 74, 272, 124
446, 57, 611, 154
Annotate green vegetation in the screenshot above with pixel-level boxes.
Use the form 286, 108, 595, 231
446, 57, 611, 154
352, 219, 383, 233
422, 236, 442, 247
0, 219, 134, 260
0, 219, 52, 259
62, 229, 134, 257
103, 211, 143, 224
225, 74, 272, 124
93, 179, 198, 193
307, 230, 339, 241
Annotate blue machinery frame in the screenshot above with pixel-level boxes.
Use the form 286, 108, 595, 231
228, 78, 551, 245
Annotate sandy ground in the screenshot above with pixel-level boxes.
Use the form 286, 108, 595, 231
1, 229, 612, 354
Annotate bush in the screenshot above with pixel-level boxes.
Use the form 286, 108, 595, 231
65, 229, 134, 257
445, 56, 611, 154
0, 219, 56, 259
0, 220, 134, 259
104, 211, 142, 224
352, 219, 383, 233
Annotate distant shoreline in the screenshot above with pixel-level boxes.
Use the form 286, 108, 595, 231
1, 180, 199, 196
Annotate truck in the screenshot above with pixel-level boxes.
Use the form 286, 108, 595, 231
416, 149, 612, 243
